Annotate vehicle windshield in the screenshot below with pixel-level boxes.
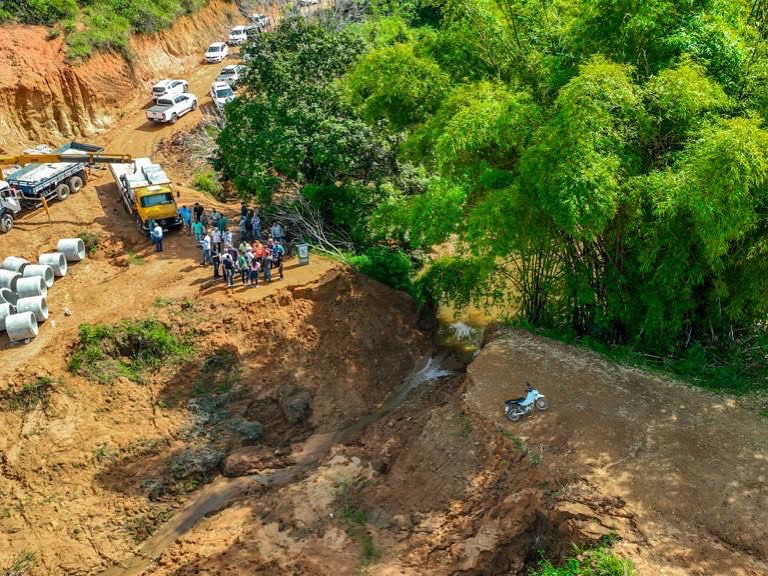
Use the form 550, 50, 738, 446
152, 86, 166, 92
140, 193, 174, 208
220, 69, 234, 76
208, 45, 221, 52
215, 88, 234, 98
156, 99, 172, 106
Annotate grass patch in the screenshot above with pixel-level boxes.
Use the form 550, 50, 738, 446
1, 377, 55, 413
457, 412, 473, 438
335, 480, 381, 564
78, 231, 100, 254
1, 551, 35, 576
127, 251, 146, 266
529, 546, 635, 576
69, 319, 191, 383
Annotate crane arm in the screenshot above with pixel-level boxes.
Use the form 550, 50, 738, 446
0, 152, 133, 167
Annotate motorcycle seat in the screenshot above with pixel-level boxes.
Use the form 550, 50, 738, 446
506, 397, 526, 404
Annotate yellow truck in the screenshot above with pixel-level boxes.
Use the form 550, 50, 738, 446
110, 158, 182, 234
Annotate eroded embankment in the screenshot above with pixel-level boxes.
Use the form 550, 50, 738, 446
0, 269, 429, 574
0, 0, 243, 151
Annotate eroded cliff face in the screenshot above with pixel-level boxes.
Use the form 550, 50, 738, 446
0, 0, 242, 152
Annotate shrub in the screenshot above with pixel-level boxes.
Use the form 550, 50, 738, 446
529, 547, 635, 576
78, 231, 100, 254
192, 169, 225, 201
348, 246, 413, 293
69, 319, 190, 383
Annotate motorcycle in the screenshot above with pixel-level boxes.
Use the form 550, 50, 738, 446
503, 382, 550, 422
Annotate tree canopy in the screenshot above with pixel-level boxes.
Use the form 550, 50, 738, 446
216, 0, 768, 383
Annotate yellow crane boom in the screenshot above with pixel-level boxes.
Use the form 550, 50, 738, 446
0, 152, 133, 167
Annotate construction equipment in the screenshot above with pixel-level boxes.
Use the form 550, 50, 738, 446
110, 159, 182, 235
0, 141, 133, 234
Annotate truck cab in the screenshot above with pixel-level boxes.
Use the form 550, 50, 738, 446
0, 181, 22, 233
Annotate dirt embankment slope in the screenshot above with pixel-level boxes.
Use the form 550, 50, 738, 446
0, 0, 242, 151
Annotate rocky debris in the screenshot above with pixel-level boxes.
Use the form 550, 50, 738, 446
221, 446, 295, 477
279, 384, 312, 425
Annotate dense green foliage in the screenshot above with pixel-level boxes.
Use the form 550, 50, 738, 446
69, 320, 190, 383
0, 0, 210, 60
217, 0, 768, 388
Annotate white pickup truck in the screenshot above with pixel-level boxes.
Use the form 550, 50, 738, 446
146, 93, 198, 124
151, 79, 189, 101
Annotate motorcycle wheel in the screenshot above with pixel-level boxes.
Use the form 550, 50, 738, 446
535, 398, 550, 411
505, 407, 522, 422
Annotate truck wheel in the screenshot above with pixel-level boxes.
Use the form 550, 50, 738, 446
68, 174, 84, 193
191, 100, 198, 111
0, 213, 13, 233
56, 183, 71, 200
170, 113, 178, 124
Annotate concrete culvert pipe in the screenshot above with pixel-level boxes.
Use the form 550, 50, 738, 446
6, 311, 38, 342
0, 287, 18, 306
22, 264, 55, 288
15, 276, 47, 299
38, 252, 68, 277
1, 256, 29, 273
15, 296, 48, 322
0, 303, 16, 330
0, 269, 20, 291
57, 238, 86, 262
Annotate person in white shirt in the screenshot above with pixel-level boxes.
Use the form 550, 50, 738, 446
151, 223, 164, 252
201, 232, 212, 265
212, 227, 223, 252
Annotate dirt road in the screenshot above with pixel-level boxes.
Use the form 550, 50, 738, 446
467, 330, 768, 576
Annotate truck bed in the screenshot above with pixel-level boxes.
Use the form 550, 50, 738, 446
6, 142, 103, 196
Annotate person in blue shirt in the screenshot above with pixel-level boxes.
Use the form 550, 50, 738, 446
269, 239, 285, 279
178, 205, 192, 235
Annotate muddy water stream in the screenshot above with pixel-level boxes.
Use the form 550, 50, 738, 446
101, 352, 461, 575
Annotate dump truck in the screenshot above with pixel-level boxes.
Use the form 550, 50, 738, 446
0, 142, 132, 233
110, 159, 182, 235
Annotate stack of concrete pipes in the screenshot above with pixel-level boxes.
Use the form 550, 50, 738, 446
0, 238, 86, 344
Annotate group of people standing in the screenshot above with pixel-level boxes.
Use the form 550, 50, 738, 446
177, 202, 288, 288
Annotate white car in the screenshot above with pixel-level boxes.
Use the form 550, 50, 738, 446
210, 81, 236, 109
228, 26, 247, 45
205, 42, 229, 63
151, 79, 188, 101
146, 93, 198, 124
216, 64, 246, 87
248, 13, 270, 29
